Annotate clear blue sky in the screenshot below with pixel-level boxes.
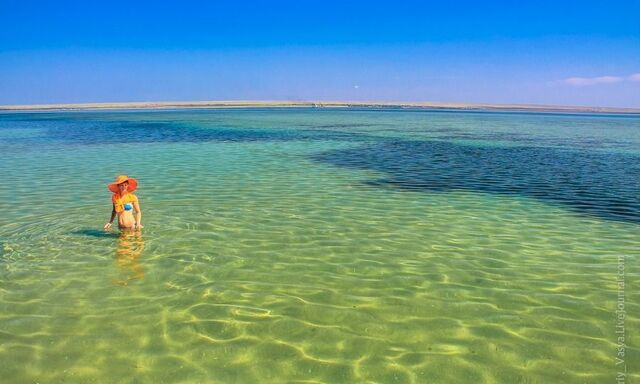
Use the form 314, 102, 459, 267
1, 0, 639, 107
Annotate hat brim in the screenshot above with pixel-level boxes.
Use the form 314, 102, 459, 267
108, 178, 138, 193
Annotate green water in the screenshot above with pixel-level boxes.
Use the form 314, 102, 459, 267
0, 109, 638, 383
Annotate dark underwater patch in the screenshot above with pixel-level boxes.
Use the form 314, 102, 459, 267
312, 139, 640, 224
37, 119, 370, 145
72, 229, 120, 238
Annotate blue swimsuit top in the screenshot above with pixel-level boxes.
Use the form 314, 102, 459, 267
123, 203, 133, 211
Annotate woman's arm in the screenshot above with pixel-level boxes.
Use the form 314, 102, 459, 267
104, 204, 116, 229
133, 201, 143, 229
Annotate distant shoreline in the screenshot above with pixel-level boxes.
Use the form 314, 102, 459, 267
1, 100, 639, 114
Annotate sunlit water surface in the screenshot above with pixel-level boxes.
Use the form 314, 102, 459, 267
0, 109, 638, 383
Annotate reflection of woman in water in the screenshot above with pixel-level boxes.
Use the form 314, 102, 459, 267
104, 175, 143, 231
114, 230, 145, 286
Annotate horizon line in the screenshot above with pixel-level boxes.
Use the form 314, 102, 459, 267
1, 100, 639, 114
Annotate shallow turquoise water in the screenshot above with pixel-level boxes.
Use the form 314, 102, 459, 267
0, 109, 638, 383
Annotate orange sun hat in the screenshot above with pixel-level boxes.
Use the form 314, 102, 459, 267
108, 175, 138, 193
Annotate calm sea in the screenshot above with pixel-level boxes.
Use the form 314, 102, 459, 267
0, 108, 638, 383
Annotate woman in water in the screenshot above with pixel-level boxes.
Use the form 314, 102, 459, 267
104, 175, 143, 231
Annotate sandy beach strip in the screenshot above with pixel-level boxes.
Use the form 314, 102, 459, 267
0, 100, 639, 114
